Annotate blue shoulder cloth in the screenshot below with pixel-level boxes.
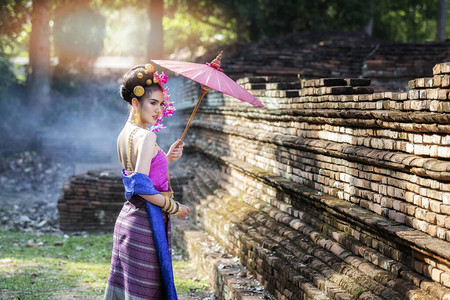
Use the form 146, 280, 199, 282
121, 170, 178, 300
121, 169, 161, 200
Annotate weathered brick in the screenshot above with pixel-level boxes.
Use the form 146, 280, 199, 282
441, 272, 450, 288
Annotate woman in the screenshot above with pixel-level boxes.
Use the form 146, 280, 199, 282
104, 63, 191, 299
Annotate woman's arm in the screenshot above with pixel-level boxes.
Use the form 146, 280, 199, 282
135, 131, 166, 207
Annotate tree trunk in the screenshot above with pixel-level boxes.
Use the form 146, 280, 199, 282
28, 0, 51, 112
364, 0, 374, 36
147, 0, 164, 60
437, 0, 447, 41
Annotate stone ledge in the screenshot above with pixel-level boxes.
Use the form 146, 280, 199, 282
193, 144, 450, 269
171, 218, 274, 300
184, 157, 448, 299
192, 121, 450, 181
198, 106, 450, 126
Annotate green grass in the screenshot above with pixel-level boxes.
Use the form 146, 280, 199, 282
173, 260, 210, 295
0, 230, 210, 299
0, 230, 111, 299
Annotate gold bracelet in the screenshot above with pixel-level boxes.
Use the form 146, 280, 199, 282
171, 202, 179, 215
165, 196, 171, 211
163, 195, 170, 211
170, 199, 177, 214
167, 198, 174, 213
169, 198, 177, 214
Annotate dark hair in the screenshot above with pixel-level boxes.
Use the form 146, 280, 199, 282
120, 64, 163, 104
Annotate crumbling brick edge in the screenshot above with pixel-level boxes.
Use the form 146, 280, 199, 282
171, 217, 275, 300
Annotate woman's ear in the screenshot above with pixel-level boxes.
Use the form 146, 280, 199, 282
131, 98, 139, 110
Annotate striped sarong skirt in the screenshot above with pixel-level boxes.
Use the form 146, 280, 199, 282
104, 196, 171, 299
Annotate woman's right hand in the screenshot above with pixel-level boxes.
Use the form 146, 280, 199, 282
176, 204, 191, 220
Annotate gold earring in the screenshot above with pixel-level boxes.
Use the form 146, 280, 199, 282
134, 109, 140, 124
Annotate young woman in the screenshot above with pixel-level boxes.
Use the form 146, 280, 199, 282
104, 63, 191, 299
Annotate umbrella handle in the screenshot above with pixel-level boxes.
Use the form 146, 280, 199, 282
180, 86, 209, 143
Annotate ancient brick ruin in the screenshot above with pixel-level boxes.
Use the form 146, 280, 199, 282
57, 57, 450, 299
177, 62, 450, 299
57, 169, 190, 232
200, 31, 450, 92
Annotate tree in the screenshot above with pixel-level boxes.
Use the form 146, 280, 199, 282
437, 0, 447, 41
28, 0, 51, 111
147, 0, 164, 60
0, 0, 30, 89
167, 0, 370, 43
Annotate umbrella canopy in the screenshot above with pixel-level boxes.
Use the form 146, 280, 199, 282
152, 52, 264, 107
152, 51, 264, 142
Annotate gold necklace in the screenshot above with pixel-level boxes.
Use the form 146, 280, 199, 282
126, 127, 140, 171
127, 120, 147, 130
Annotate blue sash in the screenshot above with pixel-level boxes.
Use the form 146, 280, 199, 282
121, 170, 178, 300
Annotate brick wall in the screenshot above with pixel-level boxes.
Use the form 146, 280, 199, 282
57, 169, 192, 232
181, 62, 450, 299
198, 31, 450, 92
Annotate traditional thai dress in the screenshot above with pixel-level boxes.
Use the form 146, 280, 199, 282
104, 126, 177, 300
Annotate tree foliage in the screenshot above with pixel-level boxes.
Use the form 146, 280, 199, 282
373, 0, 443, 42
165, 0, 448, 53
0, 0, 30, 88
0, 0, 448, 71
0, 0, 30, 46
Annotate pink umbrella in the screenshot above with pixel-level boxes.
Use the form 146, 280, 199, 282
152, 51, 264, 142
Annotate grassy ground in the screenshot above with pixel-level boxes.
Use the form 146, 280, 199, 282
0, 230, 210, 299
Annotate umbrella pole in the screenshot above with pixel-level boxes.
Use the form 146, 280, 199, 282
180, 86, 209, 142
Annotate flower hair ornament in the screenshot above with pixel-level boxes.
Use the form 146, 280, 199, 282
132, 63, 175, 132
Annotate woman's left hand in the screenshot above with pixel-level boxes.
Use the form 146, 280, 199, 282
167, 139, 185, 163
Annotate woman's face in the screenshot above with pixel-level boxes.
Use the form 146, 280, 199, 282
138, 89, 165, 126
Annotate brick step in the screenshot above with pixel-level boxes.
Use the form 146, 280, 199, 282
189, 128, 449, 220
184, 174, 221, 229
199, 102, 450, 125
190, 145, 450, 299
187, 168, 332, 299
192, 121, 450, 180
195, 164, 436, 300
171, 218, 273, 300
193, 167, 379, 299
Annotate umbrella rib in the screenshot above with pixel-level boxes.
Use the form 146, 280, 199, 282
176, 66, 201, 73
223, 79, 233, 96
216, 72, 221, 91
206, 68, 214, 85
191, 68, 208, 80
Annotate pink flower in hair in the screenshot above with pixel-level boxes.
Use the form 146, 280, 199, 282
149, 71, 174, 132
154, 71, 168, 86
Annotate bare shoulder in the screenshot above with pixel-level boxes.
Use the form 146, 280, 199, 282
141, 130, 157, 145
134, 129, 156, 150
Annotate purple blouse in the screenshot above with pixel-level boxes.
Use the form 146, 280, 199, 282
149, 148, 170, 192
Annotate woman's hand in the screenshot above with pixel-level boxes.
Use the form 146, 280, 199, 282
167, 139, 185, 163
176, 204, 191, 220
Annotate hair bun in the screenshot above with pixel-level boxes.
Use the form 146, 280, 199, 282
120, 85, 132, 103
